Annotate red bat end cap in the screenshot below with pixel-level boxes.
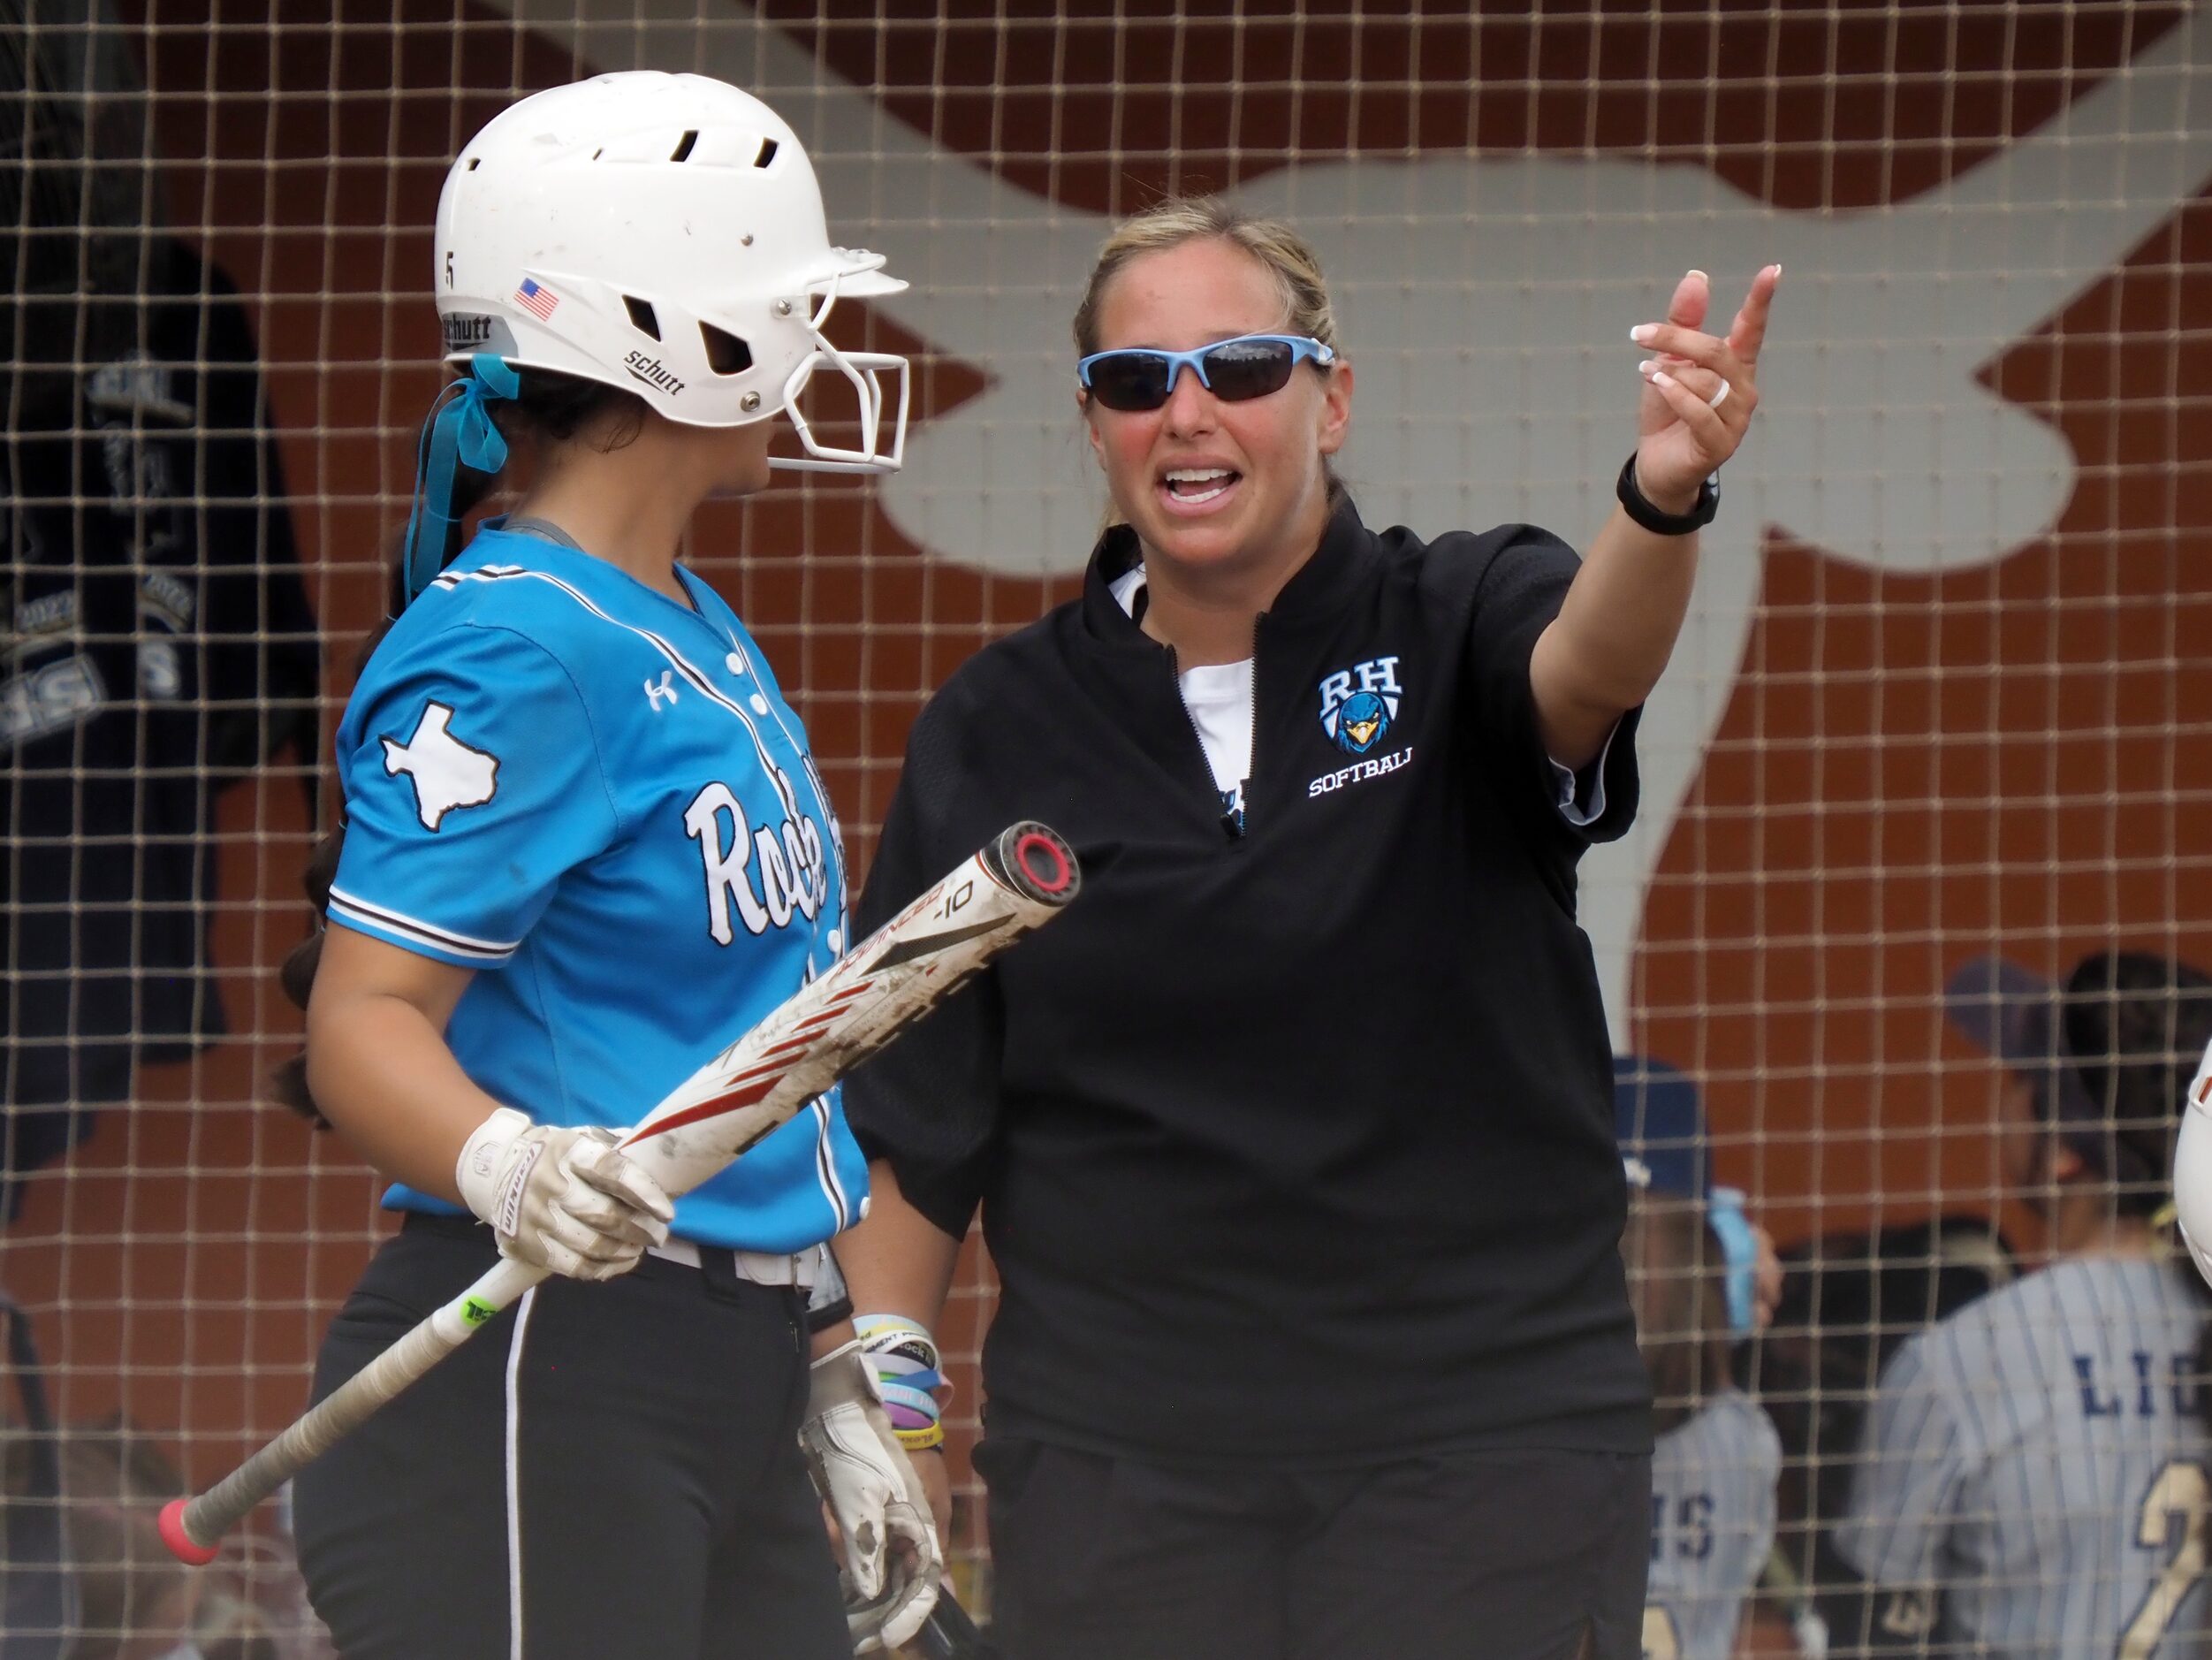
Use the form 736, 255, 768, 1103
1014, 832, 1074, 896
158, 1499, 222, 1566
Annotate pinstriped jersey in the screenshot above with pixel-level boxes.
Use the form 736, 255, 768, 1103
1833, 1255, 2212, 1659
1644, 1390, 1779, 1660
329, 523, 865, 1253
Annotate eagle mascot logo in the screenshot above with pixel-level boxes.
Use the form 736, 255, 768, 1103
1331, 689, 1391, 754
1319, 658, 1404, 755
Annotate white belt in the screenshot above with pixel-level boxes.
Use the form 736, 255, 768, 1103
647, 1237, 816, 1287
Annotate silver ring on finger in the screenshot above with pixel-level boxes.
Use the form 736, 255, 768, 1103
1707, 379, 1730, 411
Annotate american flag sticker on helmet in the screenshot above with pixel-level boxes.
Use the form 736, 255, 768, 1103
513, 277, 559, 321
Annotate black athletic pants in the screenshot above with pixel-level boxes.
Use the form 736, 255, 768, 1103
977, 1436, 1652, 1660
292, 1216, 849, 1660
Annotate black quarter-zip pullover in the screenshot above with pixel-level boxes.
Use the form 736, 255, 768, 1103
846, 494, 1653, 1465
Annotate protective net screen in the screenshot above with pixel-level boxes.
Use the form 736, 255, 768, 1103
5, 0, 2211, 1652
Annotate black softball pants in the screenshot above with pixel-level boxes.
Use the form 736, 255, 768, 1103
292, 1216, 849, 1660
977, 1436, 1652, 1660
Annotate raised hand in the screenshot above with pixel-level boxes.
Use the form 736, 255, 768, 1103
1628, 265, 1781, 510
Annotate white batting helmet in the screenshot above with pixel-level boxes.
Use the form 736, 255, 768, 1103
2174, 1038, 2212, 1288
433, 72, 908, 471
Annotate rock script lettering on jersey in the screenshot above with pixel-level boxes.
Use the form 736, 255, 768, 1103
682, 780, 830, 942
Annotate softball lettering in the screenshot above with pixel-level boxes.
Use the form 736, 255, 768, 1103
1308, 744, 1414, 798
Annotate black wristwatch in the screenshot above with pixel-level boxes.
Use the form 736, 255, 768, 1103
1616, 453, 1719, 535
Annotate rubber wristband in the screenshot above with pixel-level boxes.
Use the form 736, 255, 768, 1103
854, 1315, 944, 1375
877, 1374, 946, 1429
855, 1314, 947, 1444
1616, 452, 1719, 535
894, 1420, 946, 1452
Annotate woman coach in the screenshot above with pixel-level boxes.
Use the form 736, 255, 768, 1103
838, 197, 1778, 1660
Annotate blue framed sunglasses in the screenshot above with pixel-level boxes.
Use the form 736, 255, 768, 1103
1077, 332, 1336, 413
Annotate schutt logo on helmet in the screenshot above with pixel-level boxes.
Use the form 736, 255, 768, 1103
623, 350, 688, 398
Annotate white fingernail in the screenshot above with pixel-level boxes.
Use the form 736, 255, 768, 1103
1630, 324, 1656, 344
1688, 269, 1708, 282
1653, 369, 1677, 388
1638, 359, 1656, 375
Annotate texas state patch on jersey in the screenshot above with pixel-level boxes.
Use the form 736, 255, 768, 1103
331, 619, 617, 966
380, 701, 499, 831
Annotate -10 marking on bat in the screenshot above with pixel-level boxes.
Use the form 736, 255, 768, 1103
935, 879, 974, 920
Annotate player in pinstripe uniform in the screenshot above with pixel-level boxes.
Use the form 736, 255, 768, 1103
1831, 950, 2212, 1658
1646, 1387, 1782, 1660
280, 76, 939, 1657
1618, 1062, 1783, 1660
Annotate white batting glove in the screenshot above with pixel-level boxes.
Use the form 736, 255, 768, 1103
454, 1107, 673, 1282
801, 1339, 942, 1653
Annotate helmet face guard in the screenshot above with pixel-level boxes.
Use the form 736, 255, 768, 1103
775, 280, 910, 475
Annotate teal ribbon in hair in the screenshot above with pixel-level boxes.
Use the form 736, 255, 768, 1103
399, 354, 521, 605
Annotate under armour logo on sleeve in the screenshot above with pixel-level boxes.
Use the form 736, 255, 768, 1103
381, 701, 500, 830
